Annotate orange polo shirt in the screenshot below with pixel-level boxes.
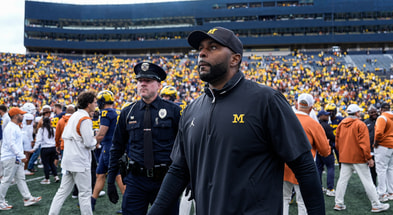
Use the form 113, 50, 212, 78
284, 112, 331, 184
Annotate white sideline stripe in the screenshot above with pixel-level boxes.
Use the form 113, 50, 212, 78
27, 176, 45, 182
9, 176, 45, 186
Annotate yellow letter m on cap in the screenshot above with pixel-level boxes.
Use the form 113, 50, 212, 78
232, 114, 245, 123
207, 28, 218, 35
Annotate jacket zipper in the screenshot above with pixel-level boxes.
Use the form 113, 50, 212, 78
205, 74, 242, 135
208, 88, 216, 135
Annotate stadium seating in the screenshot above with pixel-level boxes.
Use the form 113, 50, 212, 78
1, 51, 392, 119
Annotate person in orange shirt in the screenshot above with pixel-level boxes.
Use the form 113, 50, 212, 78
283, 93, 331, 215
55, 105, 75, 156
374, 102, 393, 202
334, 104, 389, 212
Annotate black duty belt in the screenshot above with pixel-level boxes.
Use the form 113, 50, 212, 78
129, 161, 170, 181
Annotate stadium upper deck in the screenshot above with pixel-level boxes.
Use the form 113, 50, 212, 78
24, 0, 393, 55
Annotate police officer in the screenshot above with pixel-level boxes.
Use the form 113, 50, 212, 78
107, 62, 181, 215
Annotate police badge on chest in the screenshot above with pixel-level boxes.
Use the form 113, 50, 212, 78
129, 115, 137, 124
156, 108, 167, 125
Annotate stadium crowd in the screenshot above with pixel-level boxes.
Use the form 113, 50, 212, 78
0, 51, 392, 118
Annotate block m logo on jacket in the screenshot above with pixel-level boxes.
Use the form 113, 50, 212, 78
232, 114, 245, 123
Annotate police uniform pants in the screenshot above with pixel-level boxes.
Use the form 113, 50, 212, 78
49, 169, 92, 215
122, 173, 179, 215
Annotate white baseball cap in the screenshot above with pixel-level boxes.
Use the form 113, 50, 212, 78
298, 93, 314, 107
66, 104, 75, 109
24, 113, 34, 120
41, 105, 51, 112
347, 104, 363, 114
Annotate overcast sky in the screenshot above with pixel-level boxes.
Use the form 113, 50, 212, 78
0, 0, 187, 54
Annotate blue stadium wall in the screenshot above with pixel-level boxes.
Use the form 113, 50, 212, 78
24, 0, 393, 54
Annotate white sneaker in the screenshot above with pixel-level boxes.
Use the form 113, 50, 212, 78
334, 203, 346, 211
388, 193, 393, 201
379, 194, 389, 202
71, 195, 78, 199
99, 190, 106, 197
40, 179, 50, 185
371, 202, 390, 212
0, 202, 12, 210
326, 189, 336, 197
54, 176, 60, 183
24, 170, 34, 176
24, 196, 42, 206
37, 164, 44, 169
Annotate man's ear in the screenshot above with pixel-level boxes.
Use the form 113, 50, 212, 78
157, 81, 162, 91
230, 53, 242, 67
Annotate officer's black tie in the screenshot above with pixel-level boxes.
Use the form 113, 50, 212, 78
143, 104, 154, 170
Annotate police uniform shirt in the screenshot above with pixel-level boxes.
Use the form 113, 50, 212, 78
170, 72, 311, 214
111, 96, 181, 167
99, 108, 119, 148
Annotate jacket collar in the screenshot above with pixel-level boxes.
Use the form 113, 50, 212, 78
139, 96, 161, 110
204, 71, 244, 100
79, 109, 90, 116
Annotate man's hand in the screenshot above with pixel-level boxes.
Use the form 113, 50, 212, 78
374, 141, 379, 149
368, 159, 374, 168
107, 183, 119, 204
185, 185, 193, 201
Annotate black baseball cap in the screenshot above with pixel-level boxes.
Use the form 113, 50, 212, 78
187, 27, 243, 56
317, 110, 330, 118
134, 62, 166, 82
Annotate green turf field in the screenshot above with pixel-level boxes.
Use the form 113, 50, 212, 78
3, 168, 122, 215
3, 166, 392, 214
289, 168, 392, 214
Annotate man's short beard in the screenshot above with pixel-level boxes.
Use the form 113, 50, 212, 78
199, 61, 228, 84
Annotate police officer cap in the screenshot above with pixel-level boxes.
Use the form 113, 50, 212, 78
134, 62, 166, 82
